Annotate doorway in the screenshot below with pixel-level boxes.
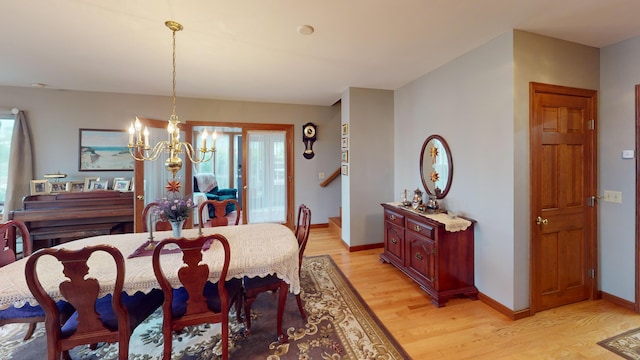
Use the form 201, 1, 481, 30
529, 82, 598, 314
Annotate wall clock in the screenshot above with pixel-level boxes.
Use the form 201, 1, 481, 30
302, 122, 317, 159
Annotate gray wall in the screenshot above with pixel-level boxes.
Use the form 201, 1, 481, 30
395, 32, 516, 308
341, 87, 394, 247
599, 36, 640, 302
395, 30, 601, 311
0, 86, 342, 225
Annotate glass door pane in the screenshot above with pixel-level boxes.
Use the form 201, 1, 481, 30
246, 130, 286, 223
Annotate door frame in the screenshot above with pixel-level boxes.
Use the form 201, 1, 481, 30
187, 121, 295, 229
529, 82, 598, 314
635, 85, 640, 312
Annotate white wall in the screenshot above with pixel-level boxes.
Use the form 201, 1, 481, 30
395, 32, 516, 308
0, 86, 341, 225
599, 36, 640, 302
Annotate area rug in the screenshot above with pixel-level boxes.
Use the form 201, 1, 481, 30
0, 255, 408, 359
598, 328, 640, 359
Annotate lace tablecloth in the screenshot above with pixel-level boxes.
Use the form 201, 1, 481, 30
0, 223, 299, 309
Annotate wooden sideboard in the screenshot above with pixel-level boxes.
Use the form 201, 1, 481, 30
380, 203, 478, 307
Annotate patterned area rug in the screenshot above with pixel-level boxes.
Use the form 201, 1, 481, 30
0, 255, 409, 359
599, 328, 640, 359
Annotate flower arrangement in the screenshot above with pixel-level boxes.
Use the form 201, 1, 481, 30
154, 194, 195, 222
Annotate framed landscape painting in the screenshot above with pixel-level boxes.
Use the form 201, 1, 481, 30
79, 129, 134, 171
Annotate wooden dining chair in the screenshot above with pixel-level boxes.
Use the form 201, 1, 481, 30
198, 199, 241, 227
0, 220, 46, 340
242, 204, 312, 336
25, 244, 164, 360
152, 234, 243, 360
142, 202, 171, 232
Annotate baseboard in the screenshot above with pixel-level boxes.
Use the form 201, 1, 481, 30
478, 292, 531, 320
348, 242, 384, 252
601, 291, 635, 311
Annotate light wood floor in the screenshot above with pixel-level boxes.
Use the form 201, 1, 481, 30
305, 227, 640, 359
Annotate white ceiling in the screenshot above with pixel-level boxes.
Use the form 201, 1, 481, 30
2, 0, 640, 106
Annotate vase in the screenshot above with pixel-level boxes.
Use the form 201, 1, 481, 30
170, 219, 185, 238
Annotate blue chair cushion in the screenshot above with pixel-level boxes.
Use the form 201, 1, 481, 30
0, 300, 72, 321
170, 278, 242, 318
60, 289, 164, 338
243, 274, 281, 290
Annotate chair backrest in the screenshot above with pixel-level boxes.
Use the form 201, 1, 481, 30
198, 199, 241, 227
142, 202, 173, 232
152, 233, 233, 325
295, 204, 312, 267
25, 244, 129, 356
0, 220, 32, 266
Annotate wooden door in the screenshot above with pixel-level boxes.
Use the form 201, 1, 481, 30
530, 82, 597, 313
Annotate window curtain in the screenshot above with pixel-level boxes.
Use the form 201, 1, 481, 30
2, 111, 33, 221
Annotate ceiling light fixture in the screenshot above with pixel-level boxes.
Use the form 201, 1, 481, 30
127, 20, 216, 178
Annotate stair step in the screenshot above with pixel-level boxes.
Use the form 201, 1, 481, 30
328, 216, 341, 237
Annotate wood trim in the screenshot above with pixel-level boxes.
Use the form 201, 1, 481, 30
320, 168, 341, 188
635, 84, 640, 313
602, 291, 635, 312
477, 292, 530, 320
529, 82, 598, 314
348, 243, 384, 252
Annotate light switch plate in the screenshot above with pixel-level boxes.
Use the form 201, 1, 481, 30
622, 150, 634, 159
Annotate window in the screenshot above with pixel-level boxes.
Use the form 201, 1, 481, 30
0, 116, 15, 208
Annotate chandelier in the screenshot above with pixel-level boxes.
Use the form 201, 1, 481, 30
127, 20, 215, 178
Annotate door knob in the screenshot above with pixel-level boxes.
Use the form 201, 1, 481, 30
536, 216, 548, 225
243, 186, 248, 190
136, 195, 144, 200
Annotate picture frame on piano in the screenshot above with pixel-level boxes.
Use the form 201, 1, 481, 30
113, 180, 130, 192
49, 181, 68, 193
66, 181, 85, 192
30, 180, 49, 195
84, 177, 99, 190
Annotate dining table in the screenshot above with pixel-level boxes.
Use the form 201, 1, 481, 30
0, 222, 300, 342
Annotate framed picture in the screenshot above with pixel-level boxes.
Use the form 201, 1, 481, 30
84, 177, 100, 190
66, 181, 85, 192
30, 180, 49, 195
129, 177, 135, 191
341, 150, 349, 163
341, 164, 348, 176
49, 181, 68, 193
341, 123, 349, 136
113, 179, 131, 192
341, 137, 348, 150
79, 129, 134, 171
89, 179, 109, 191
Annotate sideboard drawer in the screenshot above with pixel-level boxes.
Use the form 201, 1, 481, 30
406, 218, 434, 239
384, 209, 405, 227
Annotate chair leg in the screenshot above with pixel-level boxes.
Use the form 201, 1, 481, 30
23, 322, 37, 340
243, 294, 257, 336
295, 293, 307, 321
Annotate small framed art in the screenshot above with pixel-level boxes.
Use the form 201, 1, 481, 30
84, 177, 100, 190
49, 181, 68, 193
113, 179, 131, 192
89, 179, 109, 190
341, 123, 348, 136
341, 164, 348, 176
30, 180, 49, 195
341, 137, 348, 150
66, 181, 85, 192
341, 150, 349, 163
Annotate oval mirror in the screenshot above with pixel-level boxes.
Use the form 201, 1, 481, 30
420, 134, 453, 199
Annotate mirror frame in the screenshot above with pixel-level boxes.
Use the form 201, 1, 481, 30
419, 134, 453, 199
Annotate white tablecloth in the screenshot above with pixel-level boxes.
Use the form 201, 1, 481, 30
0, 223, 299, 308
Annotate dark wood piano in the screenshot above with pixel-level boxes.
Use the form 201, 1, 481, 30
9, 191, 134, 249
